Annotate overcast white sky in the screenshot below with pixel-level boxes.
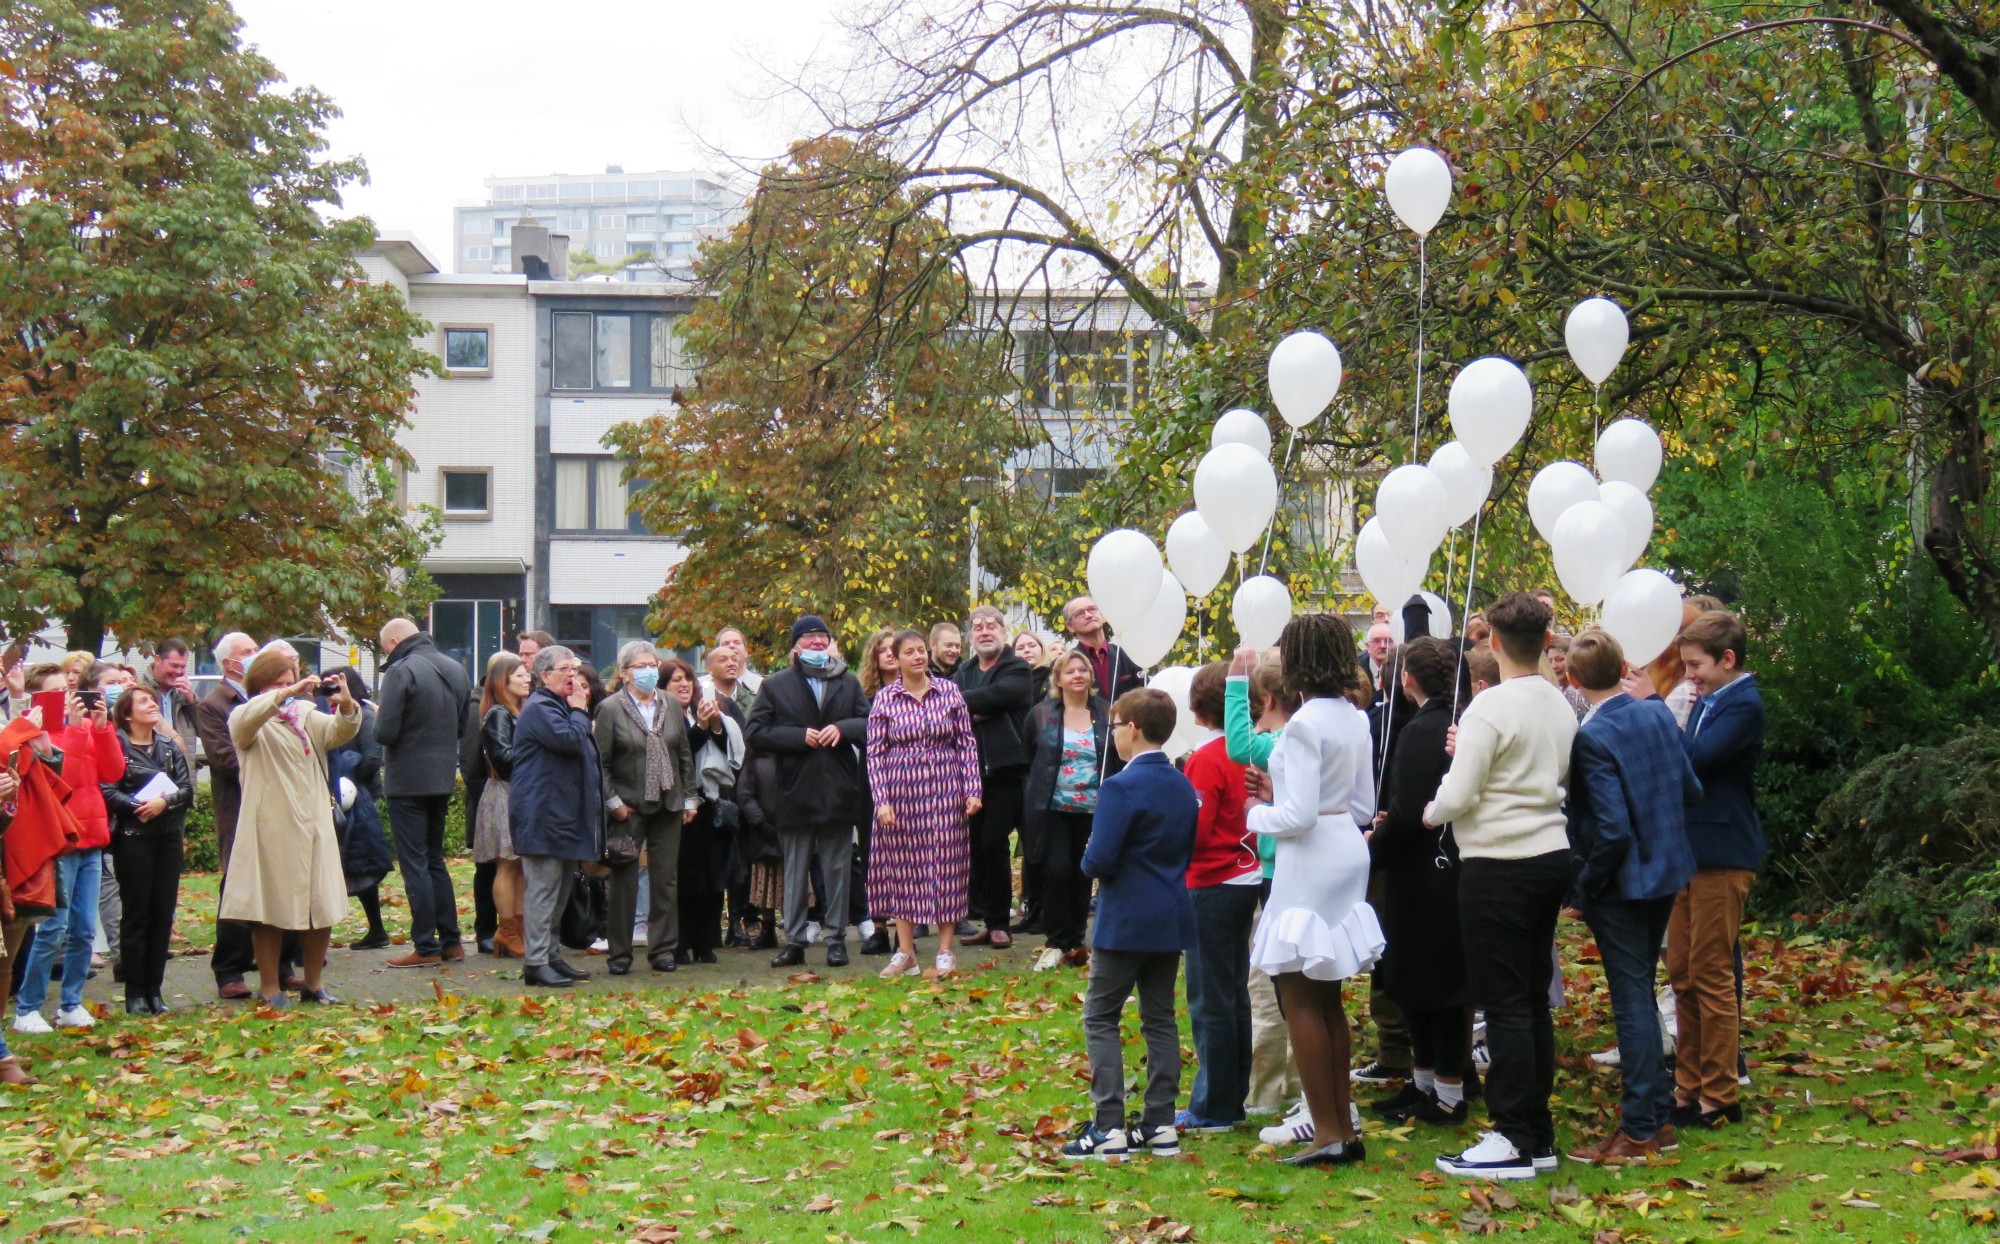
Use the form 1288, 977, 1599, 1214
232, 0, 849, 257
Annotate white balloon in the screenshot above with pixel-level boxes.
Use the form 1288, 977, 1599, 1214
1597, 480, 1653, 571
1601, 569, 1686, 667
1447, 357, 1534, 467
1427, 441, 1493, 530
1086, 529, 1164, 636
1120, 569, 1188, 669
1193, 443, 1279, 554
1549, 500, 1629, 606
1527, 460, 1600, 542
1146, 666, 1207, 761
1565, 297, 1630, 386
1596, 418, 1664, 492
1384, 147, 1452, 237
1232, 575, 1293, 650
1355, 517, 1430, 611
1375, 464, 1451, 563
1267, 331, 1343, 429
1211, 408, 1273, 458
1165, 511, 1230, 598
1388, 591, 1454, 643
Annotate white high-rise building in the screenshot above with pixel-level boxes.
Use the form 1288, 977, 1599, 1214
453, 166, 745, 281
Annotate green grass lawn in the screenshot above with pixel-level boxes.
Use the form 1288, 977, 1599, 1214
1, 888, 1996, 1242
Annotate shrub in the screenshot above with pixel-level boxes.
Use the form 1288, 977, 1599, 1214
181, 778, 474, 875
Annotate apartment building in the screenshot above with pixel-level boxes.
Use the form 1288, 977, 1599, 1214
453, 167, 744, 282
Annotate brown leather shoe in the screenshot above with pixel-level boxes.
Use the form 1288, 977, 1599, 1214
1061, 947, 1090, 969
1654, 1124, 1680, 1152
385, 952, 442, 969
988, 929, 1013, 949
0, 1056, 37, 1087
1571, 1130, 1662, 1164
960, 928, 993, 946
217, 980, 252, 1000
441, 944, 466, 963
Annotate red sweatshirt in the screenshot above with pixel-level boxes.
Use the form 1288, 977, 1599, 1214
1184, 735, 1258, 887
48, 721, 124, 851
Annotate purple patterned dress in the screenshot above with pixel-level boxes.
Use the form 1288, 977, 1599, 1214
865, 678, 984, 923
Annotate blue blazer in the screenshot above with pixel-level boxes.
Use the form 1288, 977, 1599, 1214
1566, 695, 1700, 902
1081, 751, 1197, 953
1679, 676, 1766, 872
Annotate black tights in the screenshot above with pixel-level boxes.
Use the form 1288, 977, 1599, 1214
1407, 1004, 1470, 1080
1275, 973, 1357, 1144
357, 885, 387, 939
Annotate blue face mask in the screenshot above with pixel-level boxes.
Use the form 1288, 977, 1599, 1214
629, 667, 660, 694
799, 647, 831, 669
103, 684, 123, 707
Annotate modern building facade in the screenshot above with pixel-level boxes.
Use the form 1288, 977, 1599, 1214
452, 167, 744, 282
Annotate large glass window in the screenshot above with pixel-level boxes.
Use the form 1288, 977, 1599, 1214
553, 457, 649, 533
650, 316, 692, 388
594, 315, 631, 386
554, 605, 653, 674
431, 600, 505, 680
1022, 330, 1157, 411
550, 310, 680, 392
551, 312, 593, 389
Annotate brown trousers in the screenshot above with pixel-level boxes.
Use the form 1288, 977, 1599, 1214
1663, 868, 1754, 1108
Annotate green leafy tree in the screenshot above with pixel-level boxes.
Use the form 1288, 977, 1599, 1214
606, 138, 1033, 655
0, 0, 439, 649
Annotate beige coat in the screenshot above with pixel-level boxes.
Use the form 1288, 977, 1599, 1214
218, 689, 360, 930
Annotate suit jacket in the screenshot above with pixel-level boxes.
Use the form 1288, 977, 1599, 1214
375, 632, 472, 797
1081, 751, 1197, 953
742, 660, 868, 830
1678, 676, 1766, 872
195, 680, 249, 861
1567, 693, 1702, 901
954, 648, 1035, 771
593, 688, 696, 815
1076, 638, 1145, 703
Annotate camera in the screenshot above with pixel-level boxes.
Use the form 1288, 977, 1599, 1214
318, 677, 345, 697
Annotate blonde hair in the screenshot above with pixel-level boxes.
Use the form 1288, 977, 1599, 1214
858, 627, 898, 698
1049, 648, 1095, 700
1012, 629, 1055, 668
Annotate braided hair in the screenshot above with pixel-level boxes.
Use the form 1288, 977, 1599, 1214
1277, 613, 1360, 702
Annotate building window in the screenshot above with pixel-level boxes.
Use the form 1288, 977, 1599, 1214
553, 456, 650, 533
650, 317, 691, 388
494, 185, 526, 201
462, 245, 491, 261
439, 467, 492, 519
551, 312, 594, 389
553, 605, 652, 672
595, 314, 631, 385
431, 600, 505, 680
1022, 330, 1156, 411
440, 324, 492, 375
491, 217, 509, 235
592, 241, 625, 260
627, 214, 657, 231
527, 183, 558, 200
1016, 467, 1100, 499
559, 214, 588, 231
552, 310, 688, 392
597, 214, 624, 229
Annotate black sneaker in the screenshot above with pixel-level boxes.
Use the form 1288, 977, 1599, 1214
1351, 1061, 1413, 1085
1531, 1145, 1560, 1172
1409, 1093, 1469, 1125
1128, 1122, 1180, 1158
859, 928, 892, 956
1059, 1122, 1129, 1160
1370, 1083, 1426, 1118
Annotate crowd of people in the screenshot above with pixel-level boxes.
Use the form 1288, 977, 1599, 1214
0, 587, 1764, 1186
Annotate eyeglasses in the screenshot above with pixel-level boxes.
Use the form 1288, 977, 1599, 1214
1109, 719, 1128, 729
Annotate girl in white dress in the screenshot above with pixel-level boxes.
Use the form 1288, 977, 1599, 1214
1247, 614, 1386, 1167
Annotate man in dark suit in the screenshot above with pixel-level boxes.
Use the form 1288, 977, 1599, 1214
1562, 630, 1700, 1164
1062, 597, 1143, 702
1664, 610, 1765, 1132
375, 617, 473, 968
194, 631, 279, 1000
955, 605, 1034, 949
1062, 687, 1198, 1161
744, 615, 868, 970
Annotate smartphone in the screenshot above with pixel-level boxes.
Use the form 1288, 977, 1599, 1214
30, 689, 66, 729
76, 690, 102, 711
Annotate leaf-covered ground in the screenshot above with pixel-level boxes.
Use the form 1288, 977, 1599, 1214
2, 867, 1997, 1242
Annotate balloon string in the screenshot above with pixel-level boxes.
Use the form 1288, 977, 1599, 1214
1444, 526, 1458, 621
1449, 505, 1484, 723
1593, 381, 1602, 448
1257, 429, 1299, 578
1412, 233, 1428, 459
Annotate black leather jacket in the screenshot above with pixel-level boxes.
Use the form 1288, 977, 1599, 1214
102, 731, 194, 838
481, 704, 517, 781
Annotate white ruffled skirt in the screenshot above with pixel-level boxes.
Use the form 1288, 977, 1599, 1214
1250, 812, 1385, 982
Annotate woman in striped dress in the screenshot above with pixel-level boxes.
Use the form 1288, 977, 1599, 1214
867, 629, 983, 980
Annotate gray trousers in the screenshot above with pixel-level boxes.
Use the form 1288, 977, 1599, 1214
1085, 948, 1183, 1130
781, 822, 851, 947
521, 855, 577, 968
607, 807, 682, 967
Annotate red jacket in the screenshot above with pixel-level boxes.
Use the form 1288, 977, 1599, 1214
1184, 735, 1258, 888
0, 717, 83, 915
47, 721, 124, 851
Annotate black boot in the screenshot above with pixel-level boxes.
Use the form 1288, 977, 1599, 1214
752, 922, 778, 950
769, 944, 806, 968
524, 963, 572, 988
550, 958, 590, 981
859, 928, 892, 956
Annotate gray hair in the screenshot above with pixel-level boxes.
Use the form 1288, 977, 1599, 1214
966, 604, 1006, 630
212, 631, 254, 667
530, 644, 576, 679
616, 639, 661, 669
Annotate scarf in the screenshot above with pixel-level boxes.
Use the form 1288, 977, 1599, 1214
693, 713, 744, 801
619, 691, 675, 807
274, 700, 314, 755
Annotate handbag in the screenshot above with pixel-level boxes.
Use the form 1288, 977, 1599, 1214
603, 829, 640, 867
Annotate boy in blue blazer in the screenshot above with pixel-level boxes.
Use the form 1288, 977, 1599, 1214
1561, 631, 1700, 1163
1061, 689, 1198, 1161
1664, 610, 1765, 1131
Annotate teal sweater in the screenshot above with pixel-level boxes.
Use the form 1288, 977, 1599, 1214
1224, 675, 1283, 879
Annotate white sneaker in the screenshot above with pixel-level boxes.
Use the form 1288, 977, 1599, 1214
1031, 946, 1063, 972
878, 951, 920, 979
589, 937, 609, 953
12, 1010, 51, 1034
1590, 1045, 1622, 1068
54, 1005, 94, 1029
1437, 1130, 1536, 1181
927, 950, 957, 978
1259, 1104, 1314, 1146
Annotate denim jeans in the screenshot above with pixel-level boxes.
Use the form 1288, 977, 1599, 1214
18, 849, 104, 1014
1186, 883, 1259, 1123
1582, 892, 1677, 1140
1458, 850, 1572, 1155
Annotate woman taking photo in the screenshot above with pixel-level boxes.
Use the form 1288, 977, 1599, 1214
665, 658, 742, 963
593, 642, 696, 976
866, 630, 982, 980
220, 642, 360, 1008
1247, 614, 1384, 1168
476, 653, 533, 958
322, 667, 393, 952
1021, 649, 1123, 971
102, 686, 193, 1015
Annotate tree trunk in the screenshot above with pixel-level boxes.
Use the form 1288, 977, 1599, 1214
1919, 390, 2000, 662
62, 600, 108, 659
1208, 0, 1289, 344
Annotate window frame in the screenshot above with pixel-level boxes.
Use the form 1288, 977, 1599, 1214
551, 455, 652, 535
439, 323, 493, 377
438, 466, 494, 521
549, 309, 689, 394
